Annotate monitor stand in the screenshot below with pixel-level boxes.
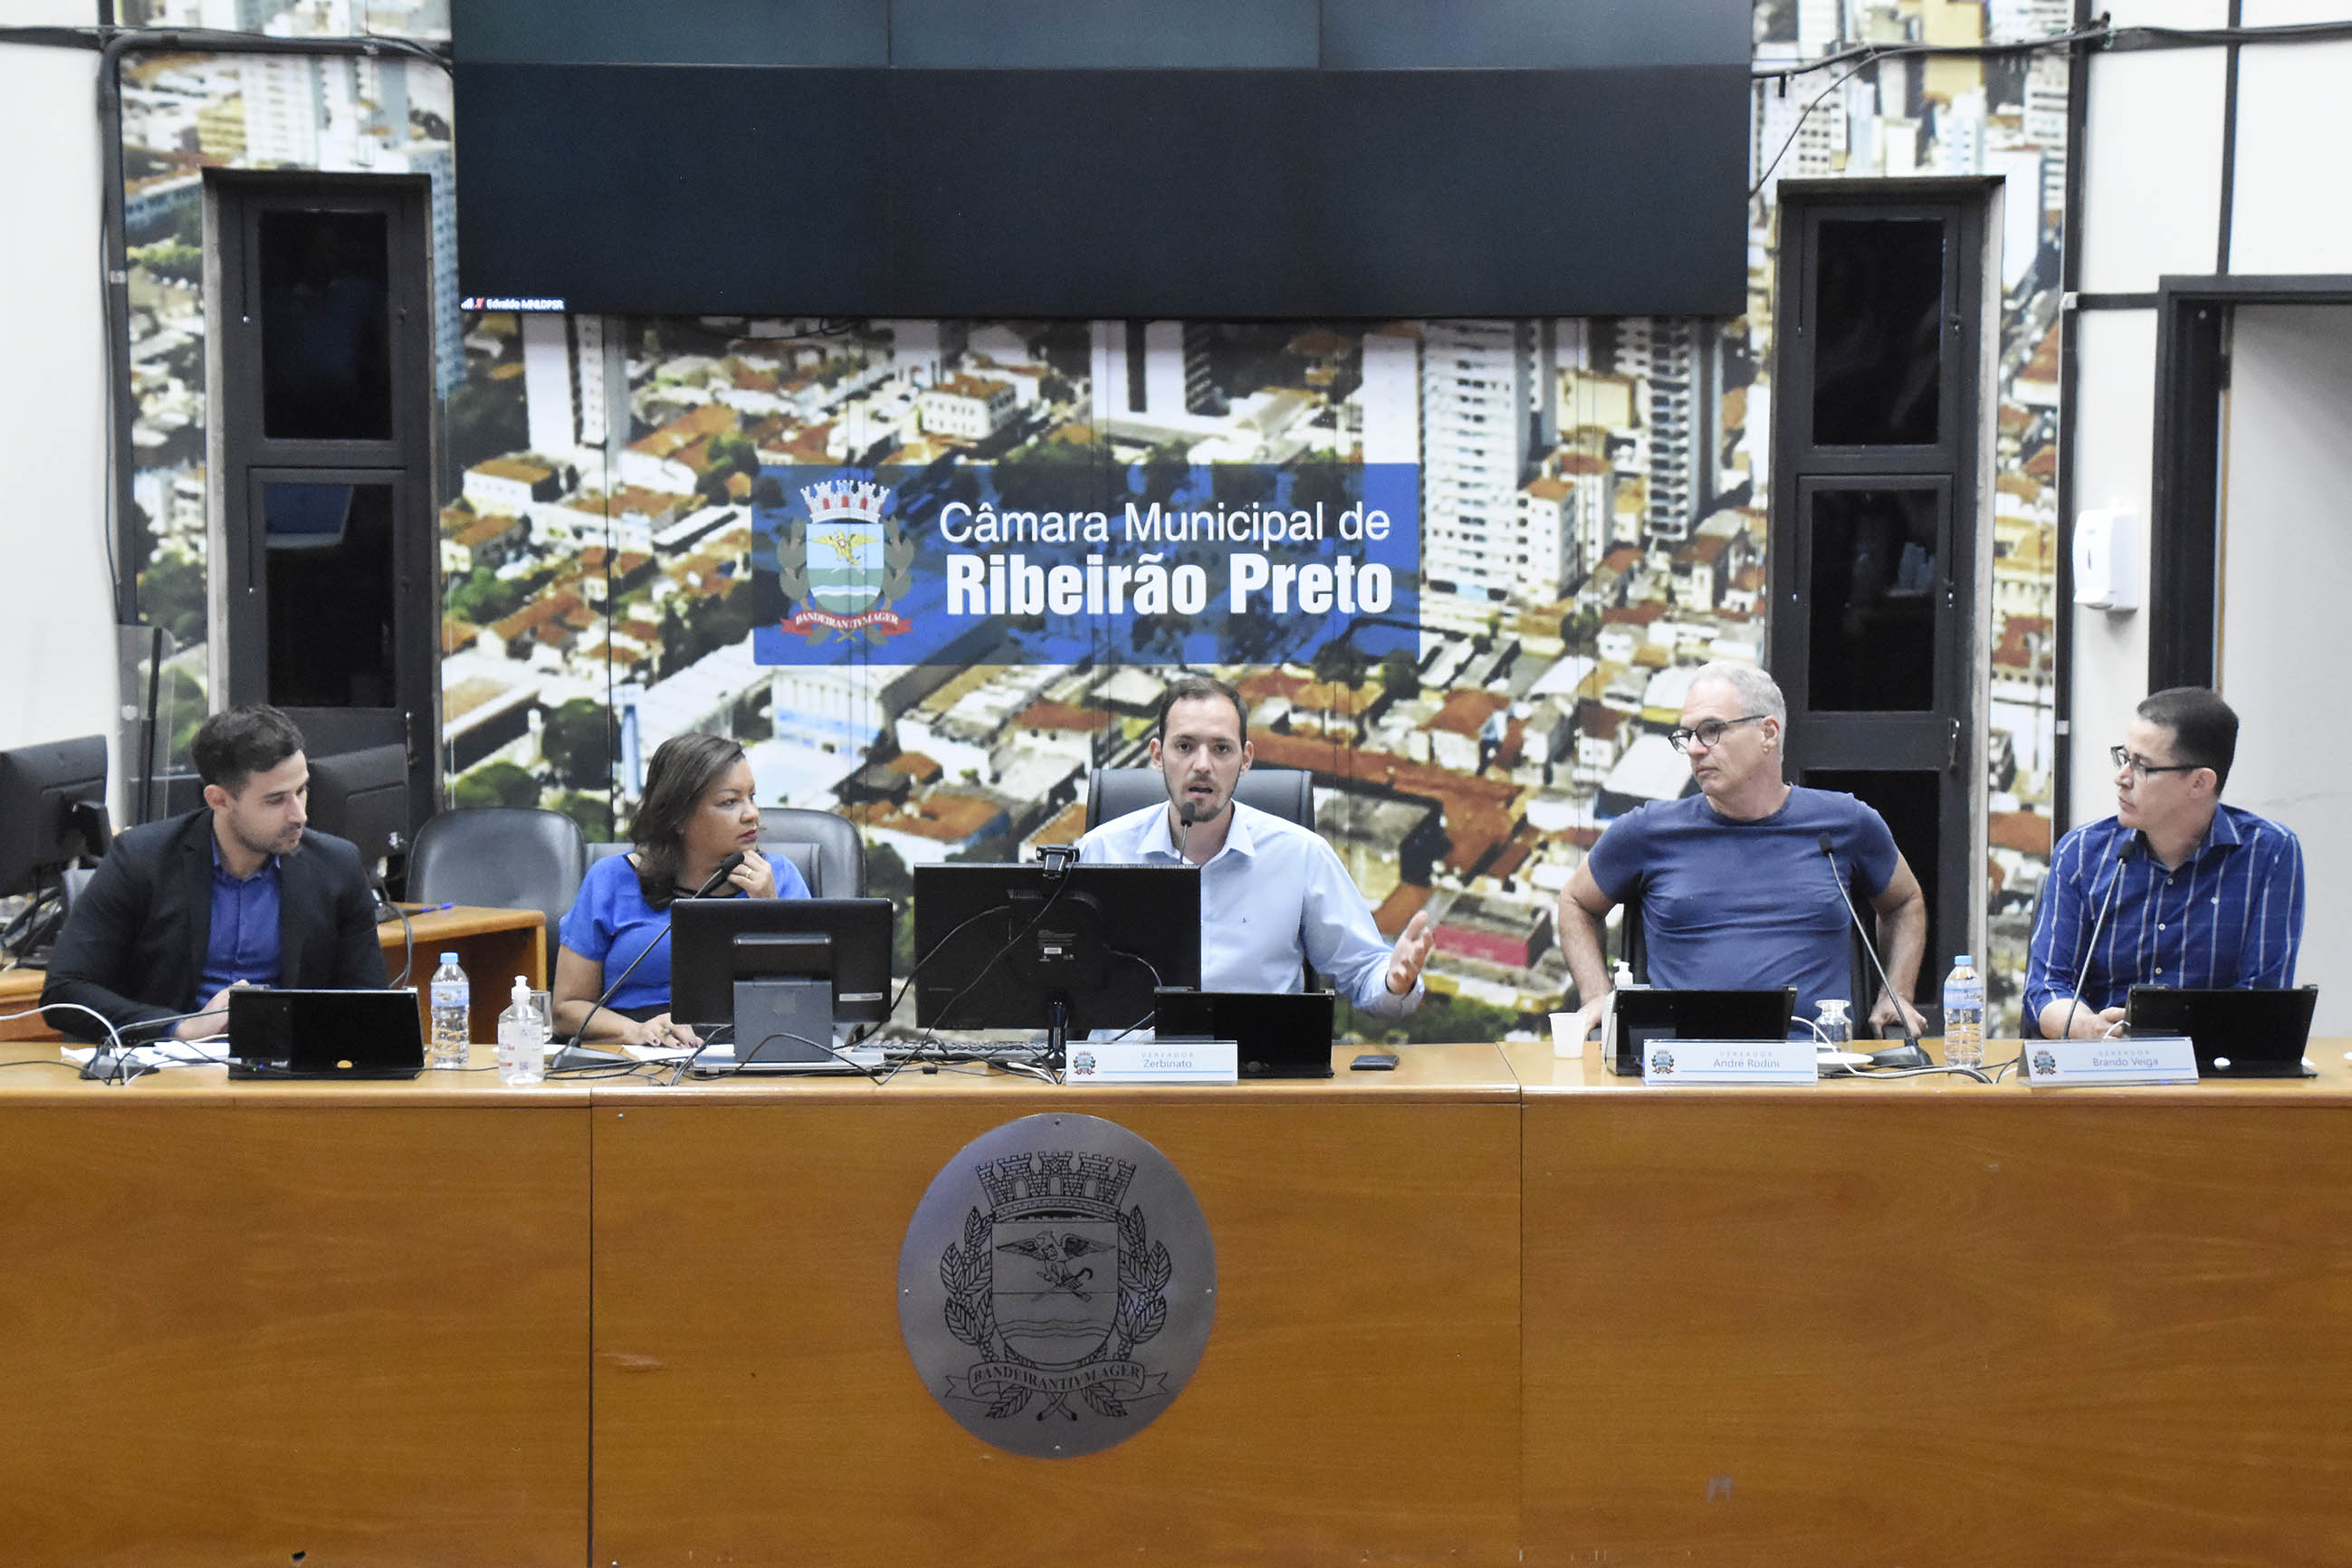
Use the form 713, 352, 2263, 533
732, 977, 834, 1066
1043, 995, 1073, 1071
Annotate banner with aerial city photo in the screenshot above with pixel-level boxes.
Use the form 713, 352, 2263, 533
108, 0, 2066, 1038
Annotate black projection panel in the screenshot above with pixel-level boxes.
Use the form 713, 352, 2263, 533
1317, 68, 1751, 318
451, 0, 1753, 318
455, 0, 887, 65
1321, 0, 1751, 68
890, 0, 1318, 67
889, 72, 1322, 319
454, 64, 894, 316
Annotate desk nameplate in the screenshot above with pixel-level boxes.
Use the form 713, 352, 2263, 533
2022, 1034, 2200, 1086
1066, 1040, 1238, 1085
1641, 1038, 1815, 1085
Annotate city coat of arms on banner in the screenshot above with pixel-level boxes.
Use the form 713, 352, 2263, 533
773, 477, 914, 644
897, 1114, 1216, 1458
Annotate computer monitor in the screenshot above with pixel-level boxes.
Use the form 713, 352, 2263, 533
303, 741, 409, 871
0, 735, 110, 900
671, 896, 894, 1061
912, 862, 1202, 1056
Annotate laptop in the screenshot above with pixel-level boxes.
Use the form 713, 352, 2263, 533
227, 988, 425, 1079
1153, 989, 1335, 1079
2125, 985, 2319, 1079
1603, 987, 1798, 1076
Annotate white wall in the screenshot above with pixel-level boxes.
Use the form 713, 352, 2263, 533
0, 11, 120, 770
2067, 2, 2352, 827
2216, 304, 2352, 1030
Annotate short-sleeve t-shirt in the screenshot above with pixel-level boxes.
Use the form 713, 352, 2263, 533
557, 852, 811, 1014
1584, 786, 1900, 1023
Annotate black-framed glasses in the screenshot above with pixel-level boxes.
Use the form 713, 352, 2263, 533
2109, 745, 2201, 779
1668, 714, 1768, 752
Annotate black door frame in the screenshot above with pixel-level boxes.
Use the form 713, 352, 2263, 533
2147, 273, 2352, 691
206, 168, 441, 835
1769, 177, 2002, 1007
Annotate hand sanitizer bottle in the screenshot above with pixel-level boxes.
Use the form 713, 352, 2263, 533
497, 975, 545, 1086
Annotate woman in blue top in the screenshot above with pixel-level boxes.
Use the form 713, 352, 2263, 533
553, 732, 809, 1049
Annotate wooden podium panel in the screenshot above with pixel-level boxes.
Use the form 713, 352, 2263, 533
0, 1081, 592, 1567
589, 1046, 1522, 1565
1515, 1046, 2352, 1568
0, 904, 544, 1046
384, 904, 548, 1044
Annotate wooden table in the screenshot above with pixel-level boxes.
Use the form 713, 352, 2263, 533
0, 1059, 592, 1567
1508, 1039, 2352, 1568
588, 1043, 1523, 1566
5, 1037, 2349, 1565
0, 904, 544, 1045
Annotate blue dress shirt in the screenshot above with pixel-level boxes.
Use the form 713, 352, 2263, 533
2025, 803, 2305, 1020
1076, 799, 1420, 1018
557, 852, 812, 1014
198, 838, 282, 999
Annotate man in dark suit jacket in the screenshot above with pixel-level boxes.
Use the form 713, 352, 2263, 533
41, 705, 386, 1044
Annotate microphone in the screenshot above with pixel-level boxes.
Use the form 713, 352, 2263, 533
1819, 833, 1927, 1068
555, 850, 748, 1069
692, 850, 746, 900
1175, 800, 1198, 864
2058, 833, 2142, 1041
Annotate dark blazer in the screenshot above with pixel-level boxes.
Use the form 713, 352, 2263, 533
40, 808, 387, 1042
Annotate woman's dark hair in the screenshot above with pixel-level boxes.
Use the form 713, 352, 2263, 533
628, 732, 749, 910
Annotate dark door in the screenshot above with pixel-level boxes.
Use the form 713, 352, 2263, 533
210, 171, 439, 850
1771, 181, 1994, 1021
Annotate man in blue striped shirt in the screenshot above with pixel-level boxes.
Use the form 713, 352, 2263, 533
2026, 687, 2304, 1038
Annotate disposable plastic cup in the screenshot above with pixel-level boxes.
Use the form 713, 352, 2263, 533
1549, 1011, 1585, 1059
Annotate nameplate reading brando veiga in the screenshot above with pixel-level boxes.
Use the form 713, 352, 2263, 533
897, 1114, 1216, 1458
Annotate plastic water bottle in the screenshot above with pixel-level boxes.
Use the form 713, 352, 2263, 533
428, 951, 470, 1070
1942, 955, 1984, 1069
497, 975, 544, 1086
1813, 999, 1852, 1050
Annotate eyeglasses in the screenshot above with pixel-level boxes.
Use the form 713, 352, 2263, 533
2109, 745, 2202, 779
1668, 714, 1768, 752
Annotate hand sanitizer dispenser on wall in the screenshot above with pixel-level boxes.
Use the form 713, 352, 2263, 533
2074, 508, 2141, 611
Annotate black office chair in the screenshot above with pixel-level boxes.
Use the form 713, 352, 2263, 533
586, 813, 863, 902
1082, 767, 1316, 832
407, 808, 588, 967
1084, 765, 1320, 991
758, 807, 866, 898
1614, 875, 1885, 1035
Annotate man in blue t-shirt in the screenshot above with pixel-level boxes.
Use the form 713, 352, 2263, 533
1555, 663, 1927, 1041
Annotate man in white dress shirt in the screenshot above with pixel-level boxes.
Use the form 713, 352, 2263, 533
1076, 674, 1433, 1017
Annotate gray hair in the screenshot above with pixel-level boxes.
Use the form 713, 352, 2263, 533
1688, 661, 1785, 725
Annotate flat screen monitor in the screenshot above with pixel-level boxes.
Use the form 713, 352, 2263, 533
0, 735, 109, 899
1603, 987, 1798, 1076
912, 863, 1200, 1052
671, 895, 894, 1033
303, 742, 409, 871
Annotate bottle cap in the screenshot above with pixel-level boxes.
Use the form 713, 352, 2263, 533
1955, 953, 1974, 966
512, 976, 531, 1004
441, 951, 460, 964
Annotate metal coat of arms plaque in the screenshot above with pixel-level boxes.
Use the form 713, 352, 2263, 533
897, 1113, 1216, 1458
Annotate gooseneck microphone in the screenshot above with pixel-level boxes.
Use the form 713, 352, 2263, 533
1819, 833, 1927, 1067
2058, 834, 2142, 1041
1175, 799, 1199, 863
557, 850, 747, 1068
